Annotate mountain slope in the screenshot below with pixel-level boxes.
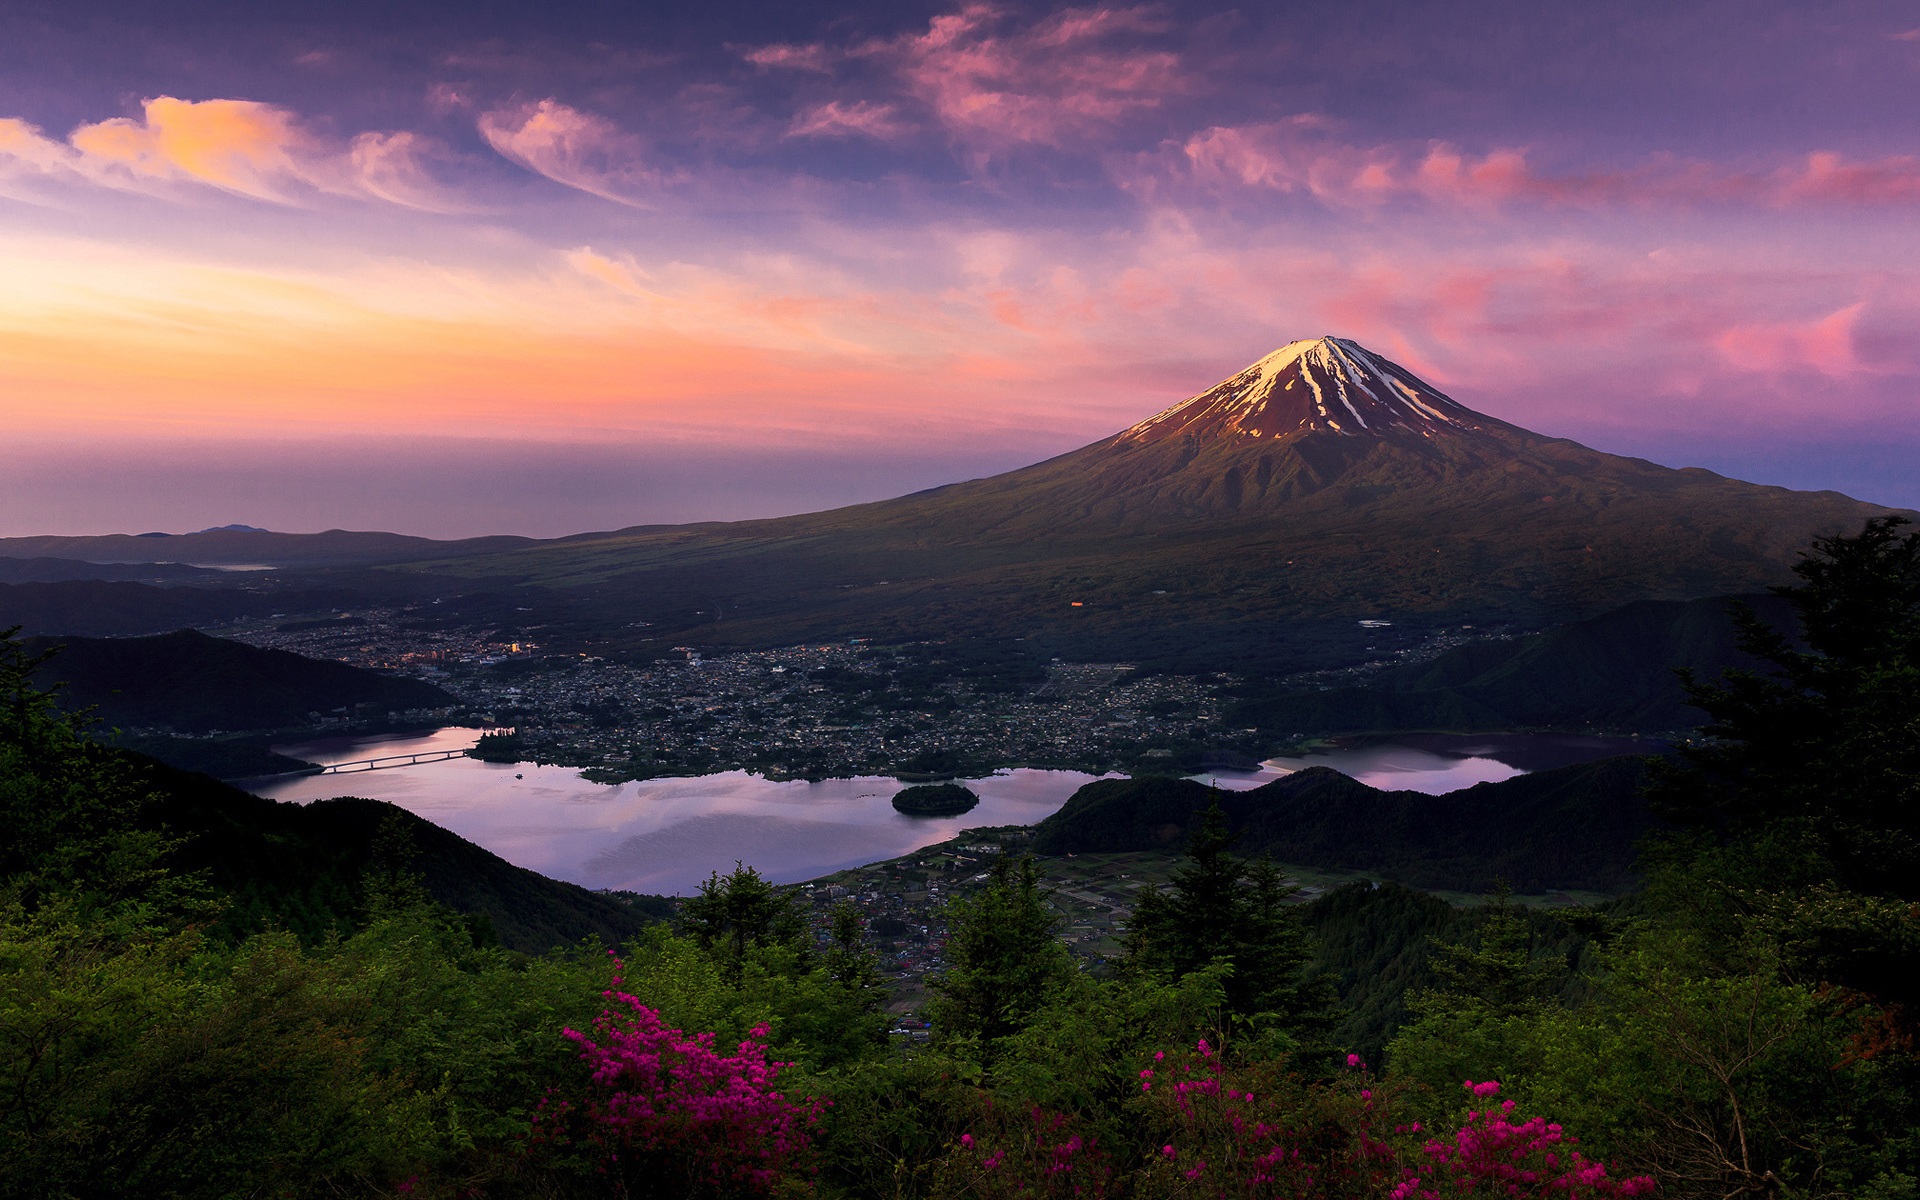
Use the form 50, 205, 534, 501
133, 756, 658, 952
1232, 592, 1794, 734
1033, 755, 1660, 893
26, 629, 454, 733
0, 579, 364, 637
393, 337, 1897, 672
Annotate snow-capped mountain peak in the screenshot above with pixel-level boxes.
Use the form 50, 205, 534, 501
1118, 336, 1479, 445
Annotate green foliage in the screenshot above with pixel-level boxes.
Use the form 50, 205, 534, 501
924, 856, 1077, 1051
681, 862, 810, 979
1124, 803, 1333, 1045
1653, 515, 1920, 1012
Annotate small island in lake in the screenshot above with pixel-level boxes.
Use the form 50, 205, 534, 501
891, 782, 979, 817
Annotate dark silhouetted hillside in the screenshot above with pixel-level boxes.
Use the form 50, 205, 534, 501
0, 557, 224, 584
1034, 756, 1660, 892
26, 629, 453, 732
134, 756, 657, 953
1231, 593, 1793, 734
0, 580, 362, 636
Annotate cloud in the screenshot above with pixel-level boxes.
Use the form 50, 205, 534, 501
0, 97, 463, 209
478, 99, 657, 205
749, 4, 1191, 153
1161, 121, 1920, 213
1715, 303, 1871, 377
743, 42, 836, 72
565, 246, 661, 299
789, 101, 910, 140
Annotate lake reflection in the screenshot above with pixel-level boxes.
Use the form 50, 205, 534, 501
252, 728, 1655, 894
253, 729, 1113, 895
1202, 731, 1658, 795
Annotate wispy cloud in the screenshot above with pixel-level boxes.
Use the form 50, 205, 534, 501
1163, 122, 1920, 212
788, 101, 910, 141
478, 99, 660, 205
0, 97, 465, 209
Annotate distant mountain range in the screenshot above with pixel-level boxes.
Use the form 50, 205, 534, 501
0, 579, 362, 637
1033, 755, 1660, 893
4, 337, 1903, 674
0, 527, 537, 569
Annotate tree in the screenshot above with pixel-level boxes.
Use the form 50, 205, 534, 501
0, 627, 199, 925
1650, 516, 1920, 1017
925, 856, 1075, 1049
1655, 516, 1920, 893
823, 900, 886, 1003
679, 862, 807, 979
1124, 803, 1331, 1042
1424, 885, 1563, 1021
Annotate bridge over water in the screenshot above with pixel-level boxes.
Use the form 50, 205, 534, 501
316, 748, 471, 775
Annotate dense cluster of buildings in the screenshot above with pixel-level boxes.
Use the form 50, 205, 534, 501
229, 607, 1246, 778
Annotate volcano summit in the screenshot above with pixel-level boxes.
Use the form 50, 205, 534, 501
1119, 337, 1482, 443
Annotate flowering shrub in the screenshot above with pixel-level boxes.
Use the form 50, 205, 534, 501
1392, 1081, 1654, 1199
530, 954, 823, 1199
936, 1102, 1115, 1200
1132, 1042, 1402, 1199
939, 1045, 1653, 1200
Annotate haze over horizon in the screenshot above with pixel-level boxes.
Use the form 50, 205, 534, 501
5, 0, 1919, 537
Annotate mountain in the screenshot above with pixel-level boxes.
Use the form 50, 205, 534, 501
1231, 591, 1794, 735
0, 579, 364, 637
397, 337, 1900, 673
132, 755, 660, 952
24, 629, 455, 734
0, 527, 537, 569
1032, 754, 1660, 893
0, 557, 225, 584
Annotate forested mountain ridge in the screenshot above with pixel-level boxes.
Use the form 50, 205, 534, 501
1231, 592, 1793, 734
23, 628, 454, 733
1035, 755, 1659, 892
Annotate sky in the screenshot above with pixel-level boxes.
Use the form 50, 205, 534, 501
3, 0, 1918, 537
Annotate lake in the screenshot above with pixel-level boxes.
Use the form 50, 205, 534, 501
252, 728, 1655, 895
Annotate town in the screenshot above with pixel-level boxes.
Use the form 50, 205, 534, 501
216, 605, 1509, 778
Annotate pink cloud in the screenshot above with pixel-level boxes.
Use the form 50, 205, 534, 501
0, 97, 462, 209
478, 99, 658, 205
743, 43, 836, 73
1780, 152, 1920, 205
789, 101, 910, 140
749, 4, 1190, 152
1715, 304, 1871, 377
1164, 123, 1920, 213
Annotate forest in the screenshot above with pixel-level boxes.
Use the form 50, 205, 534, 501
2, 518, 1917, 1199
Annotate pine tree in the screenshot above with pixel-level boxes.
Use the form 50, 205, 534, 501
1423, 884, 1560, 1019
925, 855, 1074, 1048
679, 861, 807, 979
1125, 802, 1332, 1038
